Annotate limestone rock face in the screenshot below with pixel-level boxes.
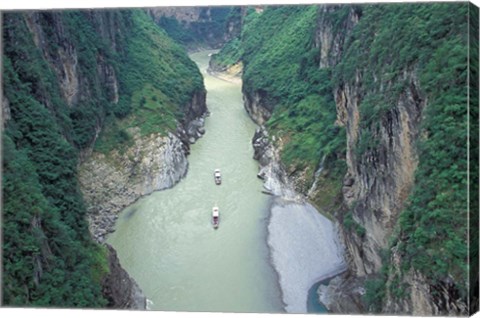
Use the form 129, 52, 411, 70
252, 126, 299, 200
243, 90, 274, 126
336, 70, 424, 277
312, 5, 469, 316
24, 12, 120, 108
242, 4, 465, 315
315, 5, 360, 69
101, 244, 146, 309
79, 131, 188, 243
317, 274, 365, 313
311, 5, 427, 313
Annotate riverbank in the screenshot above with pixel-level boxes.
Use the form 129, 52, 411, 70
207, 67, 242, 85
250, 123, 347, 313
267, 198, 347, 313
106, 50, 284, 313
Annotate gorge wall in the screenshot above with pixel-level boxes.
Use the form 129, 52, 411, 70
147, 6, 242, 50
213, 3, 476, 316
2, 9, 206, 308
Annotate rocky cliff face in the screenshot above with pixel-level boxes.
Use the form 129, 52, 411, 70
243, 90, 275, 126
315, 5, 424, 276
334, 71, 424, 275
252, 127, 298, 200
24, 11, 120, 109
79, 89, 207, 243
242, 4, 470, 316
314, 4, 469, 315
3, 9, 207, 308
147, 7, 240, 49
102, 244, 146, 309
79, 131, 188, 242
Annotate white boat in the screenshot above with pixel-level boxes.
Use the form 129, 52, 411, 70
212, 206, 219, 229
214, 169, 221, 185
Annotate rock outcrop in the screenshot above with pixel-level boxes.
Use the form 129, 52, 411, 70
101, 244, 146, 309
79, 131, 189, 242
240, 4, 470, 316
177, 89, 209, 150
243, 90, 274, 126
335, 70, 424, 275
252, 127, 298, 200
317, 273, 366, 313
310, 4, 427, 312
313, 4, 470, 316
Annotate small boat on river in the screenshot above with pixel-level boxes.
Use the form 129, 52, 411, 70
214, 169, 221, 185
212, 206, 219, 229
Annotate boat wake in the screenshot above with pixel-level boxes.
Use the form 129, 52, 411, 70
146, 298, 154, 310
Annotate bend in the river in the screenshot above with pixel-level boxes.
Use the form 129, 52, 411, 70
107, 50, 284, 313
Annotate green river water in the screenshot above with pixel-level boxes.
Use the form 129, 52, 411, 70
107, 50, 284, 313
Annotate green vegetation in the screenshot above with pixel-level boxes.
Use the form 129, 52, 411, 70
217, 3, 471, 311
2, 52, 107, 306
2, 9, 202, 307
337, 3, 470, 308
469, 3, 479, 313
94, 10, 203, 153
210, 37, 243, 68
363, 275, 387, 312
220, 5, 346, 209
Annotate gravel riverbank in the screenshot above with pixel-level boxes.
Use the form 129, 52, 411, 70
267, 198, 347, 313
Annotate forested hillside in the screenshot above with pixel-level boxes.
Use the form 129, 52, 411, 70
213, 3, 477, 315
2, 9, 203, 307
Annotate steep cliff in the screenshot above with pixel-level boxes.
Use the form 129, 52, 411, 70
231, 3, 475, 316
147, 6, 240, 50
326, 4, 472, 315
101, 244, 146, 308
2, 8, 205, 308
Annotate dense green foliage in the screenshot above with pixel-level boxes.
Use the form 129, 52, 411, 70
215, 3, 472, 311
95, 10, 204, 153
334, 3, 471, 308
209, 37, 243, 68
226, 5, 346, 208
2, 9, 202, 307
469, 3, 479, 313
2, 18, 107, 304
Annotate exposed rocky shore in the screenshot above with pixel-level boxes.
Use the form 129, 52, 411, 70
79, 92, 207, 243
252, 126, 298, 200
207, 59, 243, 84
78, 89, 207, 308
102, 244, 147, 309
250, 123, 347, 313
79, 131, 188, 242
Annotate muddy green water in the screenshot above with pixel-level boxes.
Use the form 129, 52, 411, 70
107, 50, 284, 313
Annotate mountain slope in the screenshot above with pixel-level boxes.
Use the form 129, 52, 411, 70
213, 3, 476, 315
2, 9, 205, 307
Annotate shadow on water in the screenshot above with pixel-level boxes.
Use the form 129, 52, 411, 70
124, 207, 138, 220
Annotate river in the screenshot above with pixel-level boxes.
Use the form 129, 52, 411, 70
107, 50, 284, 313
